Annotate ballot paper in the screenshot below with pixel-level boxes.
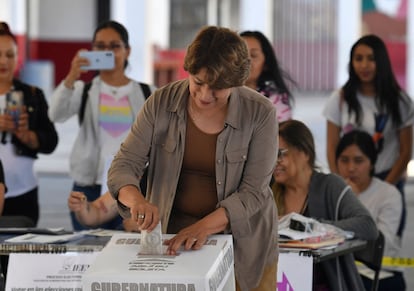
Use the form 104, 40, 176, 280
140, 222, 164, 255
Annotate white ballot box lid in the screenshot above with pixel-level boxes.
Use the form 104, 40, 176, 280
82, 233, 235, 291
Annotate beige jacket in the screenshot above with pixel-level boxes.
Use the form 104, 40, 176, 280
108, 79, 279, 291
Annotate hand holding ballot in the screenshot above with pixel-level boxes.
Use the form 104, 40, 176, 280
118, 184, 227, 256
117, 185, 159, 232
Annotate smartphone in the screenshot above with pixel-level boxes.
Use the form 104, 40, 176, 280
6, 90, 23, 127
79, 50, 115, 70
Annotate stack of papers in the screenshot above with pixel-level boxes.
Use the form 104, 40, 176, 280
278, 213, 346, 249
278, 235, 345, 249
5, 232, 85, 244
0, 227, 73, 235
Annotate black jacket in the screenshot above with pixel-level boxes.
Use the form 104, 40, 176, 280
6, 79, 58, 158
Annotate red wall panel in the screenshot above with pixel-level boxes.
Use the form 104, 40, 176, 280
28, 40, 95, 85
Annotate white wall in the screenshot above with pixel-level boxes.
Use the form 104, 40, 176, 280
29, 0, 95, 40
239, 0, 273, 40
336, 0, 361, 88
0, 0, 26, 34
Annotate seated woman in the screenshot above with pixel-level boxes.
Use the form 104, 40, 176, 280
272, 119, 378, 291
336, 130, 405, 291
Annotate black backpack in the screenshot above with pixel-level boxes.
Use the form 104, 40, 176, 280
78, 82, 152, 125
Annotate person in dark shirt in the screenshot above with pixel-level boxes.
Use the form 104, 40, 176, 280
0, 22, 58, 225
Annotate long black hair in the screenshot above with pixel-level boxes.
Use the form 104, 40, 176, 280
343, 34, 407, 126
240, 31, 295, 102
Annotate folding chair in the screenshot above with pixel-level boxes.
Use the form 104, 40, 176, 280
354, 231, 385, 291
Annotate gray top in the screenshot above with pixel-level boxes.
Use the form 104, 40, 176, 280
308, 171, 378, 291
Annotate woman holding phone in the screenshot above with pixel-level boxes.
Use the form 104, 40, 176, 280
48, 20, 156, 231
0, 22, 58, 225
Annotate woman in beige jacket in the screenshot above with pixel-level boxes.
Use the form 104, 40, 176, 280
108, 26, 279, 291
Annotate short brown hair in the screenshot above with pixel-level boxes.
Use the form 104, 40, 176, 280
184, 26, 250, 89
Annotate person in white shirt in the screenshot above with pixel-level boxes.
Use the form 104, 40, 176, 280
336, 129, 405, 291
323, 34, 414, 237
48, 20, 155, 230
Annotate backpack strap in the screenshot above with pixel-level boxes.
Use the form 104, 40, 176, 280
78, 82, 92, 125
139, 82, 152, 99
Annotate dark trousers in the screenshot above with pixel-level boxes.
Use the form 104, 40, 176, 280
3, 187, 38, 226
70, 183, 122, 231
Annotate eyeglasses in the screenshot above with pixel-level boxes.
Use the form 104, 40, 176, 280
92, 42, 124, 51
277, 148, 289, 161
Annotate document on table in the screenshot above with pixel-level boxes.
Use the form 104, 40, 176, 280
4, 232, 85, 244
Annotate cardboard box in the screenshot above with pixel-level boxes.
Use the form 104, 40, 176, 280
82, 233, 235, 291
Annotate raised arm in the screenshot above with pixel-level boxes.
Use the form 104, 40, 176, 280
68, 191, 119, 228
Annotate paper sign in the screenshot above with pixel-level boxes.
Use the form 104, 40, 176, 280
277, 252, 313, 291
5, 252, 99, 291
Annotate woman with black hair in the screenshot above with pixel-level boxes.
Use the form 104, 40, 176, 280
273, 120, 377, 291
0, 22, 58, 225
240, 31, 295, 122
49, 20, 155, 230
336, 130, 405, 291
323, 34, 414, 236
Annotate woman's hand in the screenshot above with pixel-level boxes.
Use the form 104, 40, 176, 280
0, 112, 15, 132
164, 207, 229, 255
13, 109, 39, 149
164, 221, 208, 255
64, 49, 90, 89
118, 185, 160, 232
68, 191, 88, 213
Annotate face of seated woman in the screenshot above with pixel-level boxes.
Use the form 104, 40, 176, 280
273, 137, 312, 186
337, 143, 372, 194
